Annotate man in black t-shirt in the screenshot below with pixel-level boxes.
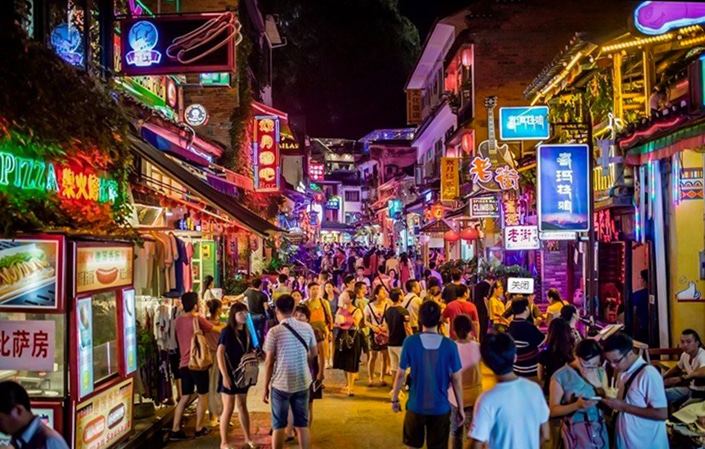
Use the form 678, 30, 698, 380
385, 288, 411, 381
441, 269, 463, 304
507, 298, 546, 379
243, 278, 268, 345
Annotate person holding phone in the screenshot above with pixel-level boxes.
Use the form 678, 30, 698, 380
548, 339, 609, 449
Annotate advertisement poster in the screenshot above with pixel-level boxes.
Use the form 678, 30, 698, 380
253, 116, 281, 192
118, 13, 237, 76
76, 246, 134, 294
537, 144, 590, 232
75, 379, 133, 449
122, 289, 137, 374
77, 297, 94, 398
0, 237, 62, 309
440, 157, 460, 201
498, 106, 550, 140
0, 320, 55, 371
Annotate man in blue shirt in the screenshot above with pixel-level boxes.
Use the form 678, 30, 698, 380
632, 269, 649, 344
391, 301, 464, 449
0, 381, 68, 449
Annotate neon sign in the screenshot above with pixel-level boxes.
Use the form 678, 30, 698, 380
634, 2, 705, 35
253, 116, 280, 192
50, 23, 84, 67
0, 151, 119, 204
126, 20, 161, 67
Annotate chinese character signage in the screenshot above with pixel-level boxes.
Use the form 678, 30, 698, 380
507, 277, 535, 294
499, 106, 550, 140
77, 297, 94, 398
470, 196, 500, 218
406, 89, 422, 125
504, 225, 539, 250
76, 246, 134, 294
538, 144, 590, 232
0, 237, 63, 310
309, 163, 324, 182
118, 13, 237, 76
440, 157, 460, 200
0, 320, 55, 371
75, 379, 134, 449
253, 115, 281, 192
122, 290, 137, 375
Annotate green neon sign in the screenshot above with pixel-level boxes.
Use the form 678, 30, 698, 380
199, 73, 231, 87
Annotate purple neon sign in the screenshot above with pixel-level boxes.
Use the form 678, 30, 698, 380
634, 2, 705, 35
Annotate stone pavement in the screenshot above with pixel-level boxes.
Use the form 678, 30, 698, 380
166, 362, 497, 449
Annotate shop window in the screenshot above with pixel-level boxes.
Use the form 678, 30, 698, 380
91, 291, 119, 383
344, 191, 360, 202
0, 312, 65, 398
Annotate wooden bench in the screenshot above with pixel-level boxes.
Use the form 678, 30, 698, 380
646, 347, 682, 373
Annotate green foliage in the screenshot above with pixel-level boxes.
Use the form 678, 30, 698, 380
437, 257, 532, 284
136, 319, 158, 365
223, 274, 249, 295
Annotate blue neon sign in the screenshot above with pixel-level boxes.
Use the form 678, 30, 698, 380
126, 20, 162, 67
498, 106, 550, 141
634, 2, 705, 36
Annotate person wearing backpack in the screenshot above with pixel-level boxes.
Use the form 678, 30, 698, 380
171, 292, 215, 440
365, 285, 390, 387
217, 302, 259, 449
263, 295, 317, 449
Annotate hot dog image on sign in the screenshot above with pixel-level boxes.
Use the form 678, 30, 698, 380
0, 237, 61, 309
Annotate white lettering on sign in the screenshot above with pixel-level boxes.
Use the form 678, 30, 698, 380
507, 277, 535, 294
555, 152, 574, 213
504, 225, 540, 251
506, 114, 546, 130
0, 320, 55, 371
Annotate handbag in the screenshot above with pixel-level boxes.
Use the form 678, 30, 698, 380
188, 317, 212, 371
338, 329, 356, 351
225, 328, 259, 389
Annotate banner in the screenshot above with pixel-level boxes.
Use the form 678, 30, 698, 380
499, 106, 550, 140
406, 89, 422, 125
75, 379, 133, 449
537, 144, 590, 232
118, 13, 237, 76
0, 320, 55, 371
76, 246, 134, 294
253, 116, 281, 192
440, 157, 460, 201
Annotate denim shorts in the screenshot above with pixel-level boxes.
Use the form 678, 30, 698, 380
271, 387, 310, 430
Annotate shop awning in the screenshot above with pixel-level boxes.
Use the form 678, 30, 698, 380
419, 219, 452, 234
129, 134, 282, 237
141, 123, 223, 167
625, 120, 705, 166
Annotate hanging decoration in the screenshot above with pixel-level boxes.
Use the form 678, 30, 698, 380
460, 226, 479, 241
444, 230, 460, 242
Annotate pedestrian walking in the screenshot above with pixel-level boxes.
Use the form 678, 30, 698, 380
469, 333, 550, 449
441, 284, 479, 341
303, 282, 332, 384
217, 302, 258, 449
263, 295, 318, 449
538, 318, 577, 395
601, 333, 668, 449
0, 381, 69, 449
390, 301, 464, 449
506, 297, 545, 379
365, 285, 390, 387
333, 290, 365, 396
385, 287, 411, 383
449, 315, 483, 449
403, 279, 423, 334
242, 278, 269, 345
206, 299, 226, 427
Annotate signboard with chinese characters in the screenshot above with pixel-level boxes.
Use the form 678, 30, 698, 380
77, 297, 94, 399
507, 277, 535, 294
0, 320, 55, 371
498, 106, 550, 140
253, 116, 281, 192
74, 378, 134, 449
470, 196, 500, 218
502, 195, 521, 227
122, 289, 137, 375
537, 144, 590, 232
76, 246, 134, 294
0, 236, 64, 310
309, 163, 324, 182
118, 13, 237, 76
504, 225, 539, 250
440, 157, 460, 201
406, 89, 422, 125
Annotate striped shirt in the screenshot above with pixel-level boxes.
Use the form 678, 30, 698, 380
507, 320, 545, 377
263, 317, 317, 393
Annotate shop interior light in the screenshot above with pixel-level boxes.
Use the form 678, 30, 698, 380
601, 33, 674, 53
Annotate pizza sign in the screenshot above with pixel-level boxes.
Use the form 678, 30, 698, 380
253, 116, 280, 192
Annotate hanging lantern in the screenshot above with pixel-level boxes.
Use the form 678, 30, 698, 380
461, 133, 473, 154
461, 48, 473, 67
444, 230, 460, 242
460, 226, 479, 241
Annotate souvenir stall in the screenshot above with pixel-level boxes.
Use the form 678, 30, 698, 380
0, 235, 138, 449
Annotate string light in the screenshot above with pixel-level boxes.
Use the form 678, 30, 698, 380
634, 205, 641, 241
680, 35, 705, 47
601, 33, 674, 53
539, 51, 584, 97
678, 25, 703, 34
672, 154, 681, 206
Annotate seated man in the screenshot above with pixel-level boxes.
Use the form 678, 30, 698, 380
663, 329, 705, 409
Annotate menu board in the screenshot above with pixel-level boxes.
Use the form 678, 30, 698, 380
0, 236, 64, 310
75, 379, 133, 449
76, 246, 133, 294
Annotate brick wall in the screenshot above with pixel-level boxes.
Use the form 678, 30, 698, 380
541, 245, 569, 303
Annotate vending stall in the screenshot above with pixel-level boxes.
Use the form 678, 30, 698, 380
0, 235, 137, 449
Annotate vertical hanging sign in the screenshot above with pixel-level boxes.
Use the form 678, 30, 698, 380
440, 157, 460, 201
253, 115, 281, 192
406, 89, 422, 125
537, 144, 590, 232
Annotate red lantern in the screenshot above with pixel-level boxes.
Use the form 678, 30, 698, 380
444, 230, 460, 242
460, 226, 479, 241
461, 133, 473, 154
461, 48, 473, 67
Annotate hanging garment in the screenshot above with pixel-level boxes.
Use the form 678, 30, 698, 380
174, 237, 186, 294
183, 241, 194, 293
